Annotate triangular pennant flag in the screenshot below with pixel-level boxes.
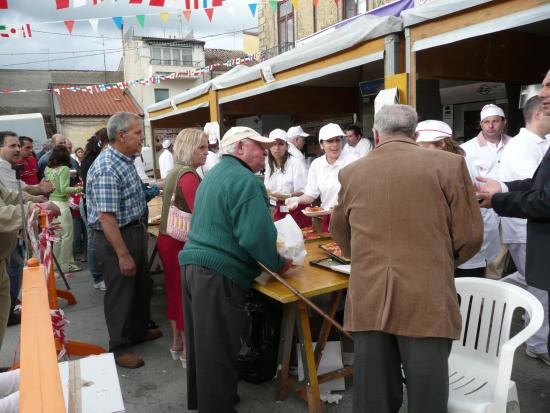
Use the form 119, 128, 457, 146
21, 23, 32, 38
112, 16, 123, 30
64, 20, 75, 34
213, 0, 222, 6
136, 14, 145, 28
74, 0, 86, 7
291, 0, 298, 9
0, 0, 7, 10
269, 0, 277, 13
159, 12, 170, 23
333, 0, 339, 5
183, 10, 192, 22
149, 0, 165, 5
313, 0, 318, 6
247, 3, 257, 17
129, 0, 143, 3
89, 18, 99, 32
204, 7, 214, 22
56, 0, 70, 9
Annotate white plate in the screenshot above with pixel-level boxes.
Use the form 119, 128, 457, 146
302, 208, 332, 217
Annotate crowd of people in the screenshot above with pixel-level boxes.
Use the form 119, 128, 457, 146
0, 69, 548, 413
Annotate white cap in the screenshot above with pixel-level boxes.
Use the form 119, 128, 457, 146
162, 139, 172, 149
269, 128, 287, 142
204, 121, 220, 145
220, 126, 276, 148
318, 123, 344, 142
287, 125, 309, 138
480, 104, 505, 121
416, 120, 452, 143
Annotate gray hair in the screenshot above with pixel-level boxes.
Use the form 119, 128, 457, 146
373, 104, 418, 138
523, 95, 543, 125
51, 133, 65, 145
107, 112, 142, 143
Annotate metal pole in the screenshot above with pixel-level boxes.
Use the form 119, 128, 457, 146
257, 261, 352, 340
14, 165, 31, 262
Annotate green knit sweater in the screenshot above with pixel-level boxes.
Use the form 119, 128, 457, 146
179, 155, 285, 290
44, 166, 81, 202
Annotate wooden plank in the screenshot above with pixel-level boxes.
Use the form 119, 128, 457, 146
314, 290, 342, 369
19, 260, 66, 413
149, 93, 210, 119
274, 304, 297, 401
208, 90, 219, 123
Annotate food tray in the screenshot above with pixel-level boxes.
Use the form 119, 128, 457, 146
302, 207, 332, 217
319, 242, 351, 264
310, 258, 350, 275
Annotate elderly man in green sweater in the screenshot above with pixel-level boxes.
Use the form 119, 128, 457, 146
179, 126, 292, 413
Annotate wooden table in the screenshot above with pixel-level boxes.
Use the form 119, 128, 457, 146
253, 241, 351, 413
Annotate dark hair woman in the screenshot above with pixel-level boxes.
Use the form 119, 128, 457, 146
44, 145, 83, 274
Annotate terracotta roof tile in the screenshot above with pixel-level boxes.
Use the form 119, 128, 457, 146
53, 84, 143, 117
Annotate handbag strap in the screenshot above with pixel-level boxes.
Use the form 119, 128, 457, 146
167, 163, 199, 213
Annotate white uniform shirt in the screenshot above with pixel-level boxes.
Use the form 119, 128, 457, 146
159, 149, 175, 179
197, 151, 220, 178
264, 155, 307, 196
460, 132, 510, 181
343, 138, 372, 160
303, 152, 354, 209
458, 157, 500, 269
288, 143, 307, 167
499, 128, 550, 244
133, 155, 149, 182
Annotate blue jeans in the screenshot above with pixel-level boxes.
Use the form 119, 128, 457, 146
6, 243, 24, 315
80, 198, 102, 283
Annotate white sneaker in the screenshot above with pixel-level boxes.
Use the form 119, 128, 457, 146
93, 281, 106, 292
525, 348, 550, 366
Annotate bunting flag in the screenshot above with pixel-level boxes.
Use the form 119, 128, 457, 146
73, 0, 86, 7
112, 16, 123, 30
55, 0, 70, 9
159, 12, 170, 23
0, 24, 17, 38
183, 9, 192, 22
136, 14, 145, 28
313, 0, 318, 7
204, 7, 214, 22
291, 0, 298, 9
0, 0, 7, 10
149, 0, 165, 6
129, 0, 143, 3
89, 18, 99, 32
64, 20, 75, 33
193, 0, 199, 9
248, 3, 257, 17
212, 0, 222, 6
92, 0, 105, 4
334, 0, 339, 5
269, 0, 277, 12
185, 0, 190, 8
21, 23, 32, 37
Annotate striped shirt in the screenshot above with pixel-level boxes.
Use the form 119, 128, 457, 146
86, 146, 146, 230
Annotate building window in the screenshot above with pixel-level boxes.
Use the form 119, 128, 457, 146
151, 46, 193, 66
277, 0, 294, 54
154, 88, 169, 103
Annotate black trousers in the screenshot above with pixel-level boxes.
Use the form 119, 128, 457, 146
454, 267, 486, 278
352, 331, 452, 413
182, 264, 247, 413
94, 223, 151, 354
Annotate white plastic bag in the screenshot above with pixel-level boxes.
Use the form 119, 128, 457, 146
274, 215, 307, 266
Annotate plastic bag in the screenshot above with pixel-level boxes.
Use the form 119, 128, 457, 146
274, 215, 307, 266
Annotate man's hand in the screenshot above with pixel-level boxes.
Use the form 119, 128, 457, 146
477, 192, 493, 209
38, 179, 54, 194
475, 176, 502, 194
278, 257, 293, 276
30, 195, 48, 203
285, 197, 300, 211
38, 201, 61, 217
118, 253, 136, 277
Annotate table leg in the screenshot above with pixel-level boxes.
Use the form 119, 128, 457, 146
314, 290, 343, 369
274, 303, 296, 401
148, 241, 159, 273
296, 301, 325, 413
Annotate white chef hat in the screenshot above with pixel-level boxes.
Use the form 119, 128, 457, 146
416, 120, 452, 143
480, 104, 505, 121
162, 139, 172, 149
287, 125, 309, 138
269, 128, 288, 142
319, 123, 345, 142
204, 121, 220, 145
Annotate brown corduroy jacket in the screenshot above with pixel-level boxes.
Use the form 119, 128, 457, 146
331, 137, 483, 340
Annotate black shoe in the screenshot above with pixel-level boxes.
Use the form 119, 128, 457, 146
147, 319, 159, 330
7, 312, 20, 326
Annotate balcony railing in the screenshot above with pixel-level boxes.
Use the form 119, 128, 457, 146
261, 42, 295, 60
150, 59, 202, 67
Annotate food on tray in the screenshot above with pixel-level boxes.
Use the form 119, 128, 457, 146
302, 206, 332, 217
306, 207, 324, 212
319, 241, 350, 263
301, 226, 330, 241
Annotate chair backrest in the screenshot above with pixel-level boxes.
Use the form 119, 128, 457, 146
453, 277, 544, 362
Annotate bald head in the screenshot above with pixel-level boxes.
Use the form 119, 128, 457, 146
51, 134, 67, 147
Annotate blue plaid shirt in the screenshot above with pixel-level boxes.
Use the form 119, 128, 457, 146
86, 146, 146, 230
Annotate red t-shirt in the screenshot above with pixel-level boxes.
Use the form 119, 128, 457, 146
16, 156, 39, 185
178, 172, 200, 212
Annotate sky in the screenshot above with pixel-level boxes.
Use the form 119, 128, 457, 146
0, 0, 258, 71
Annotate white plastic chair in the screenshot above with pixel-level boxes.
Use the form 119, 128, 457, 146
448, 277, 544, 413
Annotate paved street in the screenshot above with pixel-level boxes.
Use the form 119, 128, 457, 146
1, 262, 549, 412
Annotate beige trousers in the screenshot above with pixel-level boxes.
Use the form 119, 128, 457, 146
0, 261, 11, 351
52, 201, 76, 273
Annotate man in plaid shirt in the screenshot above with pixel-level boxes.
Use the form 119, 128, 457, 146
87, 112, 161, 369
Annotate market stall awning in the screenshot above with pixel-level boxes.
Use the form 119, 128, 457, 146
147, 13, 402, 121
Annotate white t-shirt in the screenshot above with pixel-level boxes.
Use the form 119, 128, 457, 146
458, 157, 500, 269
197, 151, 220, 178
288, 143, 307, 168
159, 149, 175, 179
499, 128, 550, 244
264, 155, 307, 196
460, 132, 510, 181
133, 155, 149, 182
303, 152, 354, 209
343, 138, 372, 160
